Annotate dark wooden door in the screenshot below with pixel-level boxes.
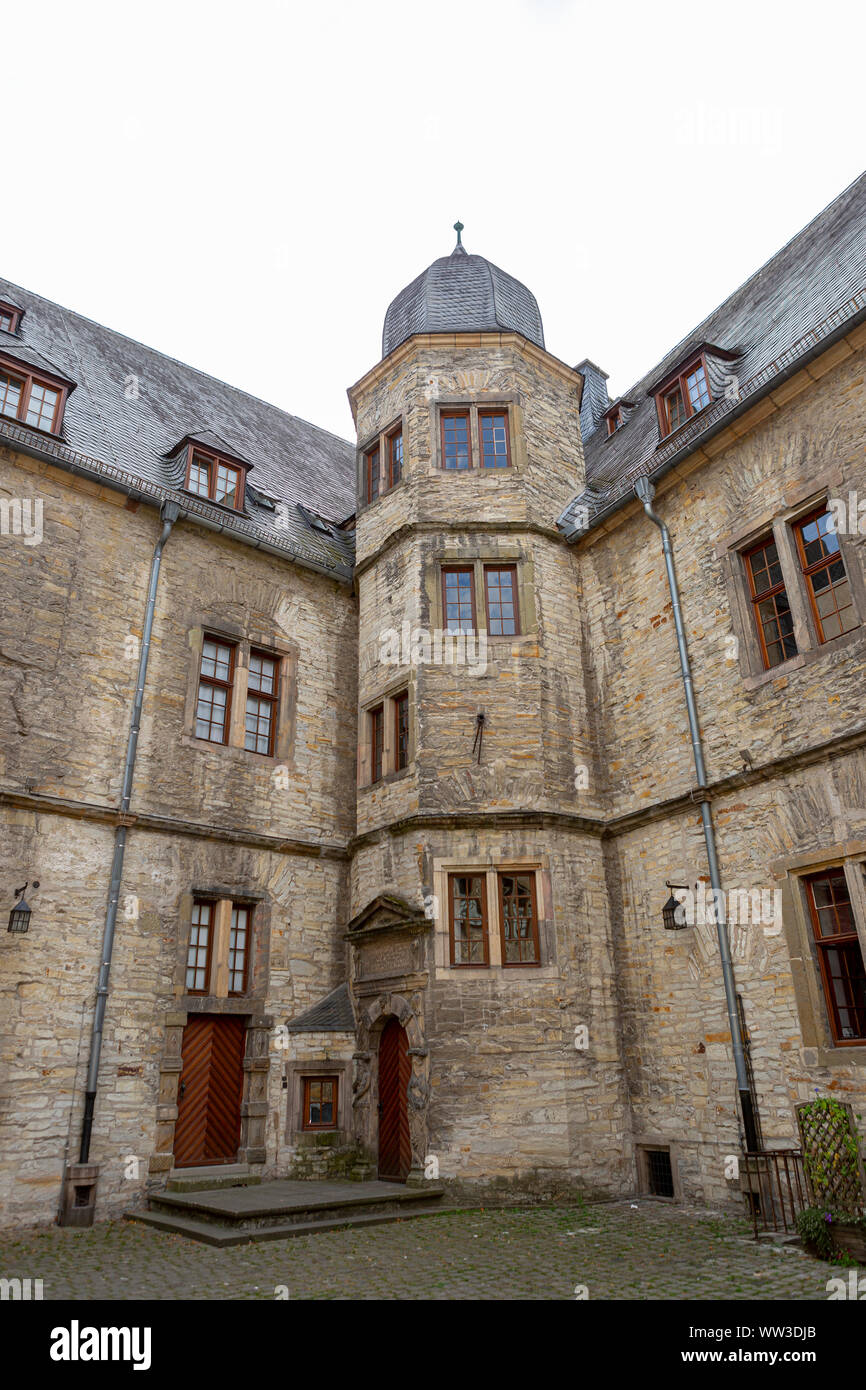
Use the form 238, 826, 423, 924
174, 1015, 246, 1168
378, 1017, 411, 1181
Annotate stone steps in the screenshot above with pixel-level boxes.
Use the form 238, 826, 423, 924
126, 1177, 448, 1246
165, 1164, 261, 1193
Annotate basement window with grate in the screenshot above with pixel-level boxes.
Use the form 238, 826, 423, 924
638, 1145, 675, 1198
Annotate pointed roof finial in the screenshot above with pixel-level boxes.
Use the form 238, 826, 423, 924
453, 219, 464, 247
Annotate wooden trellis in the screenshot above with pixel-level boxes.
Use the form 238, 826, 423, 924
795, 1099, 866, 1214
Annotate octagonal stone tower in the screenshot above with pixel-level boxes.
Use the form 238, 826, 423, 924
345, 229, 630, 1198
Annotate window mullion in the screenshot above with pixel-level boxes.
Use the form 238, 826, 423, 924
487, 869, 501, 967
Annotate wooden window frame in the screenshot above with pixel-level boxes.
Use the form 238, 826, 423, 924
448, 872, 490, 968
394, 690, 409, 772
803, 870, 866, 1046
183, 445, 247, 511
654, 354, 711, 439
195, 635, 237, 745
497, 871, 541, 967
0, 354, 69, 436
365, 445, 381, 504
478, 409, 512, 469
606, 407, 623, 436
441, 565, 477, 634
0, 302, 22, 334
483, 564, 520, 637
794, 506, 858, 645
369, 703, 384, 784
388, 427, 403, 488
245, 647, 280, 757
301, 1075, 339, 1131
227, 902, 251, 997
743, 536, 798, 671
185, 899, 216, 996
440, 410, 473, 471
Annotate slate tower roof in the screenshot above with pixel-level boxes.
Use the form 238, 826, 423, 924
382, 228, 545, 358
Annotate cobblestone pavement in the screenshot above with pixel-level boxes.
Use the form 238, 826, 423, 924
0, 1200, 849, 1300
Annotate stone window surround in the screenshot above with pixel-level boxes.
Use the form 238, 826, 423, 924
772, 841, 866, 1067
716, 478, 866, 690
358, 676, 413, 789
431, 854, 557, 978
181, 619, 298, 763
357, 411, 405, 510
431, 547, 538, 643
284, 1056, 353, 1141
635, 1142, 683, 1200
174, 887, 271, 1007
429, 393, 526, 477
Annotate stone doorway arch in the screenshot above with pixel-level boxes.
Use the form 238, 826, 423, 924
353, 990, 430, 1184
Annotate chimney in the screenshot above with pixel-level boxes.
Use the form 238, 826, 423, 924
575, 359, 610, 441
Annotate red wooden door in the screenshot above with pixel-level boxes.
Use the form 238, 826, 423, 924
378, 1017, 411, 1181
174, 1015, 246, 1168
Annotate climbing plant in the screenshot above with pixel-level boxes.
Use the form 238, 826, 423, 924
796, 1097, 865, 1215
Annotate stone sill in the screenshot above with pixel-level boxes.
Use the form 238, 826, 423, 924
742, 623, 864, 691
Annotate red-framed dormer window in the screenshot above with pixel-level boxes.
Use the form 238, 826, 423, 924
183, 445, 246, 511
0, 355, 69, 436
0, 301, 22, 334
606, 407, 623, 436
655, 355, 712, 439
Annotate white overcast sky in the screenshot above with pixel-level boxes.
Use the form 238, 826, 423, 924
3, 0, 864, 443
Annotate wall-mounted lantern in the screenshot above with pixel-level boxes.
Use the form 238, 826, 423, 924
7, 881, 38, 934
662, 881, 689, 931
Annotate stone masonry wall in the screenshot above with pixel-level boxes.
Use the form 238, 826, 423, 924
0, 449, 357, 1227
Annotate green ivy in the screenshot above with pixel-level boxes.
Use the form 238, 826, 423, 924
799, 1096, 863, 1210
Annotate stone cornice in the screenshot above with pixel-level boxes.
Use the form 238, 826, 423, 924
354, 516, 569, 579
6, 717, 865, 859
0, 787, 350, 860
348, 720, 866, 851
347, 332, 582, 415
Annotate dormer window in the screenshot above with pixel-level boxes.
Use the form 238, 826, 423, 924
0, 354, 70, 435
606, 407, 623, 436
0, 301, 22, 334
183, 445, 246, 511
655, 354, 713, 438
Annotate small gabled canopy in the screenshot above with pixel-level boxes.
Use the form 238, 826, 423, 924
0, 341, 76, 390
346, 894, 429, 937
0, 296, 24, 328
163, 427, 253, 471
645, 342, 740, 397
285, 983, 355, 1034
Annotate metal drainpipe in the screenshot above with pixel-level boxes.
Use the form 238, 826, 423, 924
633, 477, 760, 1152
78, 499, 181, 1164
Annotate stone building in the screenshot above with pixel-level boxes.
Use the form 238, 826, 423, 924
1, 173, 865, 1228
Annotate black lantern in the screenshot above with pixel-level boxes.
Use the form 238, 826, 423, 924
662, 881, 689, 931
8, 881, 37, 934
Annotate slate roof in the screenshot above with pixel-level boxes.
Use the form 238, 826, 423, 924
286, 983, 356, 1034
0, 276, 357, 578
383, 243, 545, 358
559, 172, 866, 536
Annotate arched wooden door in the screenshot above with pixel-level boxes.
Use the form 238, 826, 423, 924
377, 1017, 411, 1181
